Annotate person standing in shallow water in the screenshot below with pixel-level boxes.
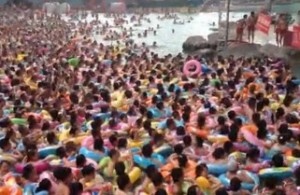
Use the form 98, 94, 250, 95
247, 11, 256, 43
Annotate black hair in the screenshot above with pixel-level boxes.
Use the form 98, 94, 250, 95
155, 189, 168, 195
22, 164, 35, 180
116, 174, 130, 190
81, 165, 95, 177
69, 182, 83, 195
272, 154, 284, 167
171, 167, 183, 183
173, 144, 184, 155
53, 166, 72, 182
115, 161, 126, 176
229, 177, 241, 191
223, 141, 233, 154
183, 135, 192, 147
55, 147, 67, 159
187, 185, 199, 195
216, 187, 229, 195
195, 163, 207, 178
151, 172, 164, 187
35, 178, 51, 193
76, 154, 86, 167
212, 148, 225, 160
142, 144, 153, 158
94, 138, 104, 151
117, 138, 128, 149
178, 154, 188, 168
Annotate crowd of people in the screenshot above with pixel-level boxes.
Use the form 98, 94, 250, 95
0, 5, 300, 195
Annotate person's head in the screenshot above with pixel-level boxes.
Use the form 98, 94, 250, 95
187, 185, 201, 195
69, 182, 83, 195
0, 161, 10, 174
272, 154, 284, 167
94, 138, 104, 151
151, 171, 164, 188
142, 144, 153, 158
264, 177, 278, 190
109, 148, 120, 162
173, 143, 184, 155
223, 141, 234, 154
229, 177, 241, 192
117, 174, 131, 191
183, 135, 192, 147
117, 138, 128, 149
155, 188, 168, 195
246, 148, 260, 161
22, 164, 38, 182
53, 166, 73, 184
35, 178, 51, 193
46, 132, 57, 144
195, 163, 208, 178
56, 146, 67, 159
115, 161, 126, 176
0, 137, 11, 151
171, 167, 184, 183
81, 165, 96, 182
216, 187, 229, 195
26, 148, 39, 162
75, 154, 86, 168
228, 160, 239, 173
178, 154, 188, 168
212, 147, 225, 160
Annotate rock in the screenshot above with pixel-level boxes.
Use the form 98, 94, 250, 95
182, 36, 217, 53
259, 44, 284, 58
218, 42, 262, 58
192, 48, 216, 60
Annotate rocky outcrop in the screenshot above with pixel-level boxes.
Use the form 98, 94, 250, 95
182, 36, 217, 53
218, 42, 263, 58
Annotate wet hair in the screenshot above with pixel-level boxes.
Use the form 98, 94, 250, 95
76, 154, 86, 167
69, 182, 83, 195
217, 116, 227, 125
171, 167, 183, 183
35, 178, 51, 193
53, 166, 72, 182
229, 177, 241, 191
116, 174, 130, 190
56, 147, 67, 159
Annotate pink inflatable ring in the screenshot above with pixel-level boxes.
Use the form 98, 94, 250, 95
183, 60, 202, 76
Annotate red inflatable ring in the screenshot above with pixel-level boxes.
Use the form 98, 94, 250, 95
183, 60, 202, 76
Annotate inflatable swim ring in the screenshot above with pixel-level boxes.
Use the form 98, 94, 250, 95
219, 171, 259, 191
183, 60, 202, 77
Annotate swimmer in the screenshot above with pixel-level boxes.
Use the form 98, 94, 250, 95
172, 29, 175, 33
